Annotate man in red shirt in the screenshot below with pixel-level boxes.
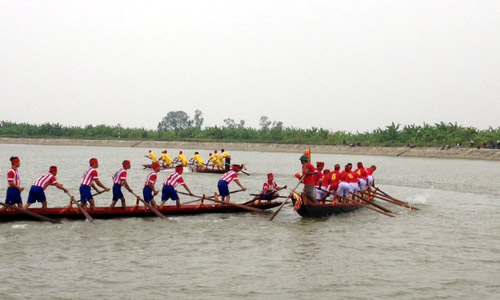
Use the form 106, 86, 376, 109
295, 155, 317, 203
366, 165, 377, 188
316, 168, 331, 202
354, 162, 368, 192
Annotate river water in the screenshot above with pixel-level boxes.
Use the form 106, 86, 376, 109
0, 143, 499, 300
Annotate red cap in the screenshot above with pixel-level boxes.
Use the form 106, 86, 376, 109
49, 166, 57, 173
357, 162, 364, 168
89, 158, 98, 166
231, 164, 241, 171
151, 163, 161, 170
175, 165, 183, 172
334, 164, 340, 171
267, 173, 274, 179
316, 162, 324, 167
122, 160, 131, 168
10, 157, 20, 165
323, 169, 330, 174
371, 165, 377, 170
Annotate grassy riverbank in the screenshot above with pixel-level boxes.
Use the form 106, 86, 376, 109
2, 137, 500, 161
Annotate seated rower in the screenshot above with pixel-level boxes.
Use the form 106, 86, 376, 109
191, 152, 205, 170
25, 166, 70, 209
252, 173, 284, 204
159, 150, 173, 168
316, 169, 331, 202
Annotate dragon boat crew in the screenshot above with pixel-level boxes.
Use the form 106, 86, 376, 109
327, 164, 342, 203
365, 165, 377, 188
217, 164, 247, 203
221, 149, 231, 170
190, 152, 205, 170
252, 173, 284, 204
316, 168, 331, 202
3, 157, 24, 208
160, 165, 193, 209
146, 150, 159, 164
110, 160, 139, 209
355, 162, 368, 192
159, 150, 173, 168
25, 166, 70, 209
176, 151, 188, 167
141, 162, 161, 208
79, 158, 110, 210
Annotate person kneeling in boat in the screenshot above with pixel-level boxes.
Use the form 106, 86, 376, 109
110, 160, 140, 209
296, 155, 317, 203
141, 162, 161, 208
217, 164, 247, 203
160, 165, 193, 209
316, 169, 331, 202
80, 158, 110, 210
25, 166, 70, 209
252, 173, 284, 204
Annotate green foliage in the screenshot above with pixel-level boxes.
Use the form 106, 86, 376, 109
1, 120, 499, 147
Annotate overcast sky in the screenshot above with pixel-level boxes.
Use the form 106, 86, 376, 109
1, 0, 499, 132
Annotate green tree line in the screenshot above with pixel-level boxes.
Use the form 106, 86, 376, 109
2, 119, 500, 148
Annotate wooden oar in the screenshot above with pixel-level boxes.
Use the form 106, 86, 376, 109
269, 176, 304, 221
352, 193, 393, 213
0, 202, 62, 224
65, 192, 94, 223
245, 185, 287, 205
368, 188, 419, 210
178, 191, 264, 213
374, 187, 411, 206
336, 196, 395, 218
139, 199, 166, 219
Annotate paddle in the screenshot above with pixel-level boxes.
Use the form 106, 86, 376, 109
269, 176, 304, 221
0, 202, 62, 224
139, 198, 166, 219
65, 191, 94, 223
178, 191, 264, 213
336, 196, 395, 218
365, 191, 419, 211
246, 185, 287, 205
374, 187, 411, 206
352, 193, 393, 213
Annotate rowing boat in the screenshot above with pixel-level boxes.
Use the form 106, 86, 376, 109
0, 201, 282, 222
188, 165, 226, 174
290, 192, 361, 218
142, 164, 174, 170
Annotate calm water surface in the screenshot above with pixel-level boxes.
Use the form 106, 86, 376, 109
0, 144, 499, 299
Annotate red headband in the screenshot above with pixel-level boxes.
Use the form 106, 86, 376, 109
175, 165, 183, 172
49, 166, 58, 173
11, 157, 20, 165
267, 173, 274, 178
122, 160, 131, 167
89, 158, 98, 165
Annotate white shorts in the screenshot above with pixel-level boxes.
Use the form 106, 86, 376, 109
349, 182, 360, 194
358, 179, 367, 191
337, 182, 351, 197
316, 187, 327, 200
367, 176, 374, 187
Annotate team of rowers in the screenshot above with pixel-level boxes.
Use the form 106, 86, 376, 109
146, 149, 232, 170
2, 152, 377, 212
296, 154, 377, 205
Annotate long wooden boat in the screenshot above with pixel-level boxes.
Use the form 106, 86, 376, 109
290, 192, 361, 218
0, 201, 282, 222
142, 164, 174, 170
188, 165, 226, 174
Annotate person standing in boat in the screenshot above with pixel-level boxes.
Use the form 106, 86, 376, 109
221, 149, 231, 171
4, 156, 24, 208
252, 173, 284, 204
25, 166, 71, 209
159, 150, 173, 168
110, 160, 140, 209
217, 164, 247, 203
295, 155, 317, 203
160, 165, 194, 209
80, 158, 110, 210
141, 162, 161, 208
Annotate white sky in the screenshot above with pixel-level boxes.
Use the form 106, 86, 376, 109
1, 0, 499, 132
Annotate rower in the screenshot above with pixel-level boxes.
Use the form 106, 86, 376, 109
252, 173, 283, 204
79, 158, 110, 210
191, 152, 205, 170
217, 164, 247, 203
146, 150, 159, 163
316, 169, 331, 202
213, 150, 224, 170
160, 165, 194, 209
176, 151, 188, 167
141, 162, 161, 208
110, 160, 140, 209
159, 150, 173, 167
354, 162, 368, 192
328, 164, 342, 203
25, 166, 70, 209
3, 156, 24, 209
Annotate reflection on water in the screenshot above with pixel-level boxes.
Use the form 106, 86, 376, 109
1, 143, 500, 299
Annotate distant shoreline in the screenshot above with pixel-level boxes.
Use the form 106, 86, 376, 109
2, 137, 500, 161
